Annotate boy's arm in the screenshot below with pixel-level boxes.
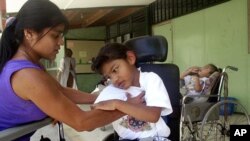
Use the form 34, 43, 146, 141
193, 76, 202, 92
115, 100, 162, 123
180, 66, 200, 79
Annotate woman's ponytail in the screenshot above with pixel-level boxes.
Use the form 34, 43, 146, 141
0, 0, 69, 72
0, 17, 19, 72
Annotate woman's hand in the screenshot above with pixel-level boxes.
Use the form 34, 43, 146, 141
92, 99, 119, 110
92, 92, 145, 111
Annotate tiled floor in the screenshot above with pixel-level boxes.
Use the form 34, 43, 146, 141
31, 123, 113, 141
65, 104, 114, 141
31, 124, 72, 141
64, 124, 114, 141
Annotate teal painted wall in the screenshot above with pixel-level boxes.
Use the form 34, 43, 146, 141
76, 73, 102, 93
65, 26, 106, 40
152, 0, 250, 113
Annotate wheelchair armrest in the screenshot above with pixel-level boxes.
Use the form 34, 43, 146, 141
182, 94, 219, 105
0, 117, 53, 141
179, 80, 185, 88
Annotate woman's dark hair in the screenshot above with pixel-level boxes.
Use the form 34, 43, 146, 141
0, 0, 69, 72
91, 43, 133, 74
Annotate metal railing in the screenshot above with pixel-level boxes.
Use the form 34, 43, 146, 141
0, 117, 52, 141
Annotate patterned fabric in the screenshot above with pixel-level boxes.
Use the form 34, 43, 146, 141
183, 75, 208, 96
182, 72, 221, 103
203, 72, 220, 95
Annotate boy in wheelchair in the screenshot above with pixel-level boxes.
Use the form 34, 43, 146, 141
91, 43, 172, 141
180, 64, 219, 103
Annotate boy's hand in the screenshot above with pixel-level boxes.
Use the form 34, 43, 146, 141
188, 66, 200, 75
126, 91, 145, 104
92, 100, 118, 110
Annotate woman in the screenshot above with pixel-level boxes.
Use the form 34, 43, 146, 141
0, 0, 143, 140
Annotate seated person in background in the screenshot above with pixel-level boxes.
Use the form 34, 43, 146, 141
92, 43, 172, 141
180, 64, 219, 103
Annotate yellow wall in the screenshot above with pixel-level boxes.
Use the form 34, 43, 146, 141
66, 40, 105, 73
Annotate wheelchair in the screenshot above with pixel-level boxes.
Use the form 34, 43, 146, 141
180, 66, 250, 141
102, 35, 181, 141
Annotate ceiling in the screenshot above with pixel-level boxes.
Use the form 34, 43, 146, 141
2, 0, 155, 29
62, 6, 144, 29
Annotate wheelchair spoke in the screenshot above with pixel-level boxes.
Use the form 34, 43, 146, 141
200, 100, 250, 141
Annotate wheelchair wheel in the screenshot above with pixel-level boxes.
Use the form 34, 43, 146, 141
180, 121, 201, 141
200, 100, 250, 141
180, 102, 215, 141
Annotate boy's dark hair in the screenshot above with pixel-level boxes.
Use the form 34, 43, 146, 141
208, 63, 219, 74
91, 43, 133, 74
0, 0, 69, 72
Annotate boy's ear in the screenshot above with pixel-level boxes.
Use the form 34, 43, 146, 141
126, 51, 136, 65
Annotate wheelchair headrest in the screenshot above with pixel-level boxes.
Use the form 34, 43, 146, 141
124, 35, 168, 62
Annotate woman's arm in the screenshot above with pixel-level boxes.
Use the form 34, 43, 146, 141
61, 87, 98, 104
12, 68, 124, 131
94, 100, 161, 123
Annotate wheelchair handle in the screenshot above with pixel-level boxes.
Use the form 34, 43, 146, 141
225, 66, 238, 72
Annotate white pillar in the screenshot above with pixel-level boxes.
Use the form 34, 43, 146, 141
0, 11, 3, 32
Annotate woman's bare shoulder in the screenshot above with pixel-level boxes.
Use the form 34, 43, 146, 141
11, 68, 60, 100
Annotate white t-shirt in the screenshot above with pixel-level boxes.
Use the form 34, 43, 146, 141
184, 75, 209, 96
183, 75, 210, 103
94, 71, 172, 140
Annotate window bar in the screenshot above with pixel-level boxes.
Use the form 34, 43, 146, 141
191, 0, 194, 11
170, 0, 173, 19
156, 0, 159, 23
162, 0, 166, 21
179, 0, 183, 15
173, 0, 177, 17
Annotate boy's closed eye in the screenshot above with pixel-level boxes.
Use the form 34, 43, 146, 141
111, 65, 119, 74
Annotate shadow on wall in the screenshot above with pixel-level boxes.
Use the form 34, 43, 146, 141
76, 73, 102, 93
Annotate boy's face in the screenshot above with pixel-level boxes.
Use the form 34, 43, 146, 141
101, 51, 138, 89
198, 65, 212, 77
